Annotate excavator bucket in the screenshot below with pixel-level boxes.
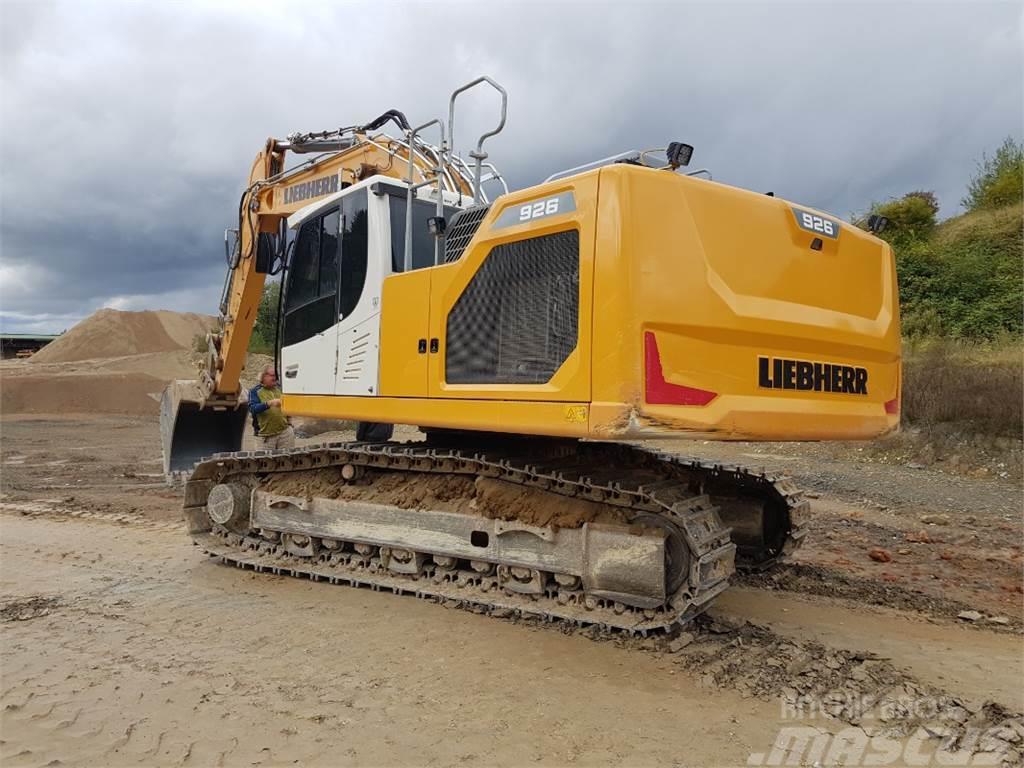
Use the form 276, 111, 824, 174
160, 380, 248, 476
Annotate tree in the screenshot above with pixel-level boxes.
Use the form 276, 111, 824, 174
858, 190, 940, 247
904, 190, 939, 216
962, 136, 1023, 212
249, 280, 281, 354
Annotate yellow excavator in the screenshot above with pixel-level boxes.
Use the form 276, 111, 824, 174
162, 76, 900, 632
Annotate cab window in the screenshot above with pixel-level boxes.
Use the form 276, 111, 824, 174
388, 195, 459, 272
282, 208, 339, 346
339, 190, 368, 318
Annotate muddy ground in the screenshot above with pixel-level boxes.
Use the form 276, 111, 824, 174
1, 414, 1022, 766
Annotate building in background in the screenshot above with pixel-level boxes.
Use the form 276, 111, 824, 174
0, 333, 60, 359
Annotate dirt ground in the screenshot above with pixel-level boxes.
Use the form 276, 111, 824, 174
2, 414, 1022, 766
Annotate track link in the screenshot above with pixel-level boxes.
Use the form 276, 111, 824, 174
181, 440, 806, 633
631, 446, 809, 569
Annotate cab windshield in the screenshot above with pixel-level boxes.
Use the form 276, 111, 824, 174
387, 195, 460, 272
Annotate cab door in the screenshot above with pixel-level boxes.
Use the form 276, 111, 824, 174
280, 208, 340, 395
334, 188, 383, 396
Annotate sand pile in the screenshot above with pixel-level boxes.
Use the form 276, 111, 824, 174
1, 372, 170, 415
3, 308, 218, 416
30, 309, 215, 364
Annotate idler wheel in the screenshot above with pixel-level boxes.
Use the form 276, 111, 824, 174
631, 513, 689, 595
207, 483, 251, 532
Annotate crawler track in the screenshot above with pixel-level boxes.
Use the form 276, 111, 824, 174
182, 440, 807, 633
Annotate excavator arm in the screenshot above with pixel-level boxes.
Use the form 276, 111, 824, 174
161, 114, 474, 473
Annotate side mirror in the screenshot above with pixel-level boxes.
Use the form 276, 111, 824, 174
666, 142, 694, 169
867, 214, 889, 234
427, 216, 447, 236
255, 233, 276, 274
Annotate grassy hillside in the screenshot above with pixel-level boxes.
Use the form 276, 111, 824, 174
892, 200, 1022, 465
898, 202, 1022, 339
862, 137, 1021, 342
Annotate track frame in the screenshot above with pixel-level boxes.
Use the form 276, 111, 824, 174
182, 440, 806, 633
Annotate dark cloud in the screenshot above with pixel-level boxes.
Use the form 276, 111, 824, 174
1, 0, 1020, 332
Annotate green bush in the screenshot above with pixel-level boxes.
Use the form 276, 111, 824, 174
248, 331, 274, 356
249, 280, 280, 354
897, 203, 1022, 339
855, 138, 1023, 341
962, 137, 1023, 212
862, 190, 939, 247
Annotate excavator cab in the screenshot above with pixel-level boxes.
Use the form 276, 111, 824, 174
161, 176, 476, 475
161, 76, 509, 476
277, 177, 466, 398
163, 76, 516, 475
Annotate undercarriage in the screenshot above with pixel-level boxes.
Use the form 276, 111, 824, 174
183, 439, 808, 634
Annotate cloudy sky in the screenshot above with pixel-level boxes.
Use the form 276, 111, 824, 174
1, 0, 1020, 333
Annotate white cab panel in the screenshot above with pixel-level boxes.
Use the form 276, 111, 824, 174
333, 185, 389, 396
281, 323, 338, 395
336, 314, 381, 395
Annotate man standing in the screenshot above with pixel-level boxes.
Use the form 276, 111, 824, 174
248, 365, 296, 450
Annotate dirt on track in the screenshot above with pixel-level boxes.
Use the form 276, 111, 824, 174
262, 468, 628, 528
1, 415, 1022, 766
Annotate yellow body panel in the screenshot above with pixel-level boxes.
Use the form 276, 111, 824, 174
285, 394, 590, 439
378, 268, 432, 397
284, 164, 900, 442
589, 165, 900, 440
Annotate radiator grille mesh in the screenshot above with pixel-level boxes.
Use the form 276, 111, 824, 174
445, 230, 579, 384
444, 205, 490, 263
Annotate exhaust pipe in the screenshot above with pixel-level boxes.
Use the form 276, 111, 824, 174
160, 380, 248, 476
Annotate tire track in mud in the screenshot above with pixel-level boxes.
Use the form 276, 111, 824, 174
4, 517, 762, 767
738, 563, 1024, 633
0, 498, 181, 533
3, 510, 1022, 766
2, 495, 1016, 632
0, 563, 265, 766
